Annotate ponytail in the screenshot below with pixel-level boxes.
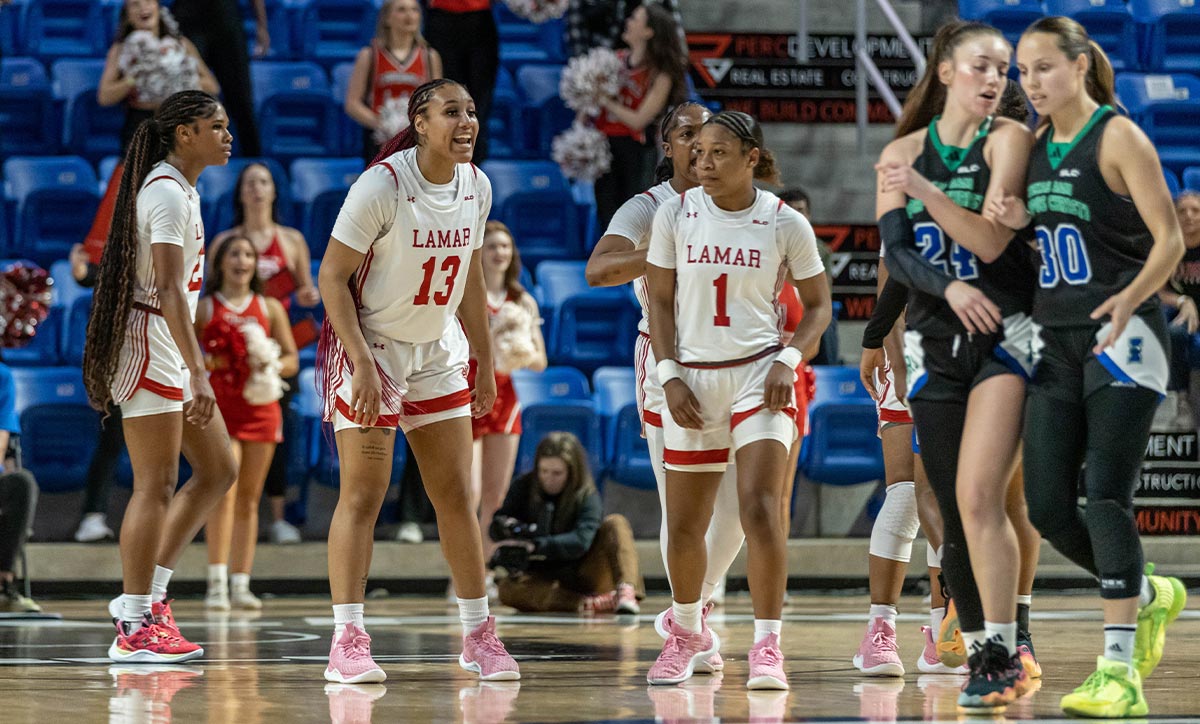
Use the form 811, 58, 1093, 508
83, 90, 221, 411
370, 78, 468, 165
1085, 39, 1116, 108
754, 147, 780, 185
1023, 16, 1117, 115
894, 20, 1007, 138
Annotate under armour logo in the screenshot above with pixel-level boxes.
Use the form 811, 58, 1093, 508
407, 195, 416, 203
686, 211, 698, 218
1128, 337, 1144, 364
373, 343, 386, 350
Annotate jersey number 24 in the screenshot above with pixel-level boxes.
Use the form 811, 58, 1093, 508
914, 223, 979, 280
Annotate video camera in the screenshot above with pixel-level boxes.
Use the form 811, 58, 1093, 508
488, 516, 539, 575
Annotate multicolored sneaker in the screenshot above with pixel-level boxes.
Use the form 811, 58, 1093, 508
647, 618, 720, 685
1060, 656, 1148, 718
460, 616, 520, 681
747, 633, 788, 690
1133, 562, 1188, 680
152, 599, 179, 634
852, 617, 904, 676
108, 615, 204, 664
654, 603, 723, 672
1017, 628, 1042, 679
324, 624, 386, 684
615, 583, 639, 615
956, 641, 1027, 712
917, 626, 966, 674
936, 599, 966, 669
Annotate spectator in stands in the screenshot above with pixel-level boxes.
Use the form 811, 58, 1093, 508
1160, 191, 1200, 426
470, 221, 547, 565
566, 0, 685, 59
592, 3, 688, 232
211, 163, 319, 544
345, 0, 444, 163
423, 0, 498, 162
779, 187, 839, 364
170, 0, 266, 156
491, 432, 641, 614
0, 360, 39, 613
196, 236, 298, 610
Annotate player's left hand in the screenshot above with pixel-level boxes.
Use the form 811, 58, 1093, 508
1091, 291, 1136, 354
471, 362, 497, 418
764, 361, 796, 412
875, 162, 937, 201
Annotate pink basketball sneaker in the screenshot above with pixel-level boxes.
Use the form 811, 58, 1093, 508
747, 633, 788, 690
460, 617, 520, 681
648, 617, 720, 686
324, 624, 386, 684
853, 617, 904, 676
108, 615, 204, 664
654, 603, 723, 672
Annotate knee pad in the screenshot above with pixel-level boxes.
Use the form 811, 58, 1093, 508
869, 481, 919, 562
927, 541, 941, 568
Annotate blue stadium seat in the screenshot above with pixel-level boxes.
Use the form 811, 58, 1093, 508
493, 2, 539, 43
19, 0, 108, 60
62, 291, 91, 366
1183, 166, 1200, 192
592, 366, 636, 418
533, 260, 587, 306
294, 0, 376, 68
515, 65, 573, 157
251, 61, 340, 160
1166, 168, 1181, 197
1130, 0, 1200, 72
3, 156, 99, 266
511, 366, 590, 405
330, 61, 361, 156
290, 157, 363, 259
10, 366, 100, 493
0, 1, 21, 57
240, 0, 296, 59
958, 0, 1046, 43
550, 289, 638, 372
98, 155, 121, 193
481, 160, 581, 267
801, 366, 884, 486
489, 67, 523, 159
0, 58, 58, 157
591, 366, 645, 484
195, 157, 292, 234
515, 401, 603, 482
1115, 73, 1200, 173
500, 19, 567, 71
52, 59, 124, 162
4, 307, 62, 367
1045, 0, 1138, 71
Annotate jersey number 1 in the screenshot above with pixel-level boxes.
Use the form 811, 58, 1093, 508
712, 274, 731, 327
414, 256, 461, 306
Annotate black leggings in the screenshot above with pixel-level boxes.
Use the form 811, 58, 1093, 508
594, 135, 658, 233
0, 471, 36, 573
264, 375, 300, 500
81, 406, 124, 516
424, 8, 499, 163
1023, 385, 1157, 599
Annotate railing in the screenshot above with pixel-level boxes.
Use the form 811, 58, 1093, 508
854, 0, 926, 152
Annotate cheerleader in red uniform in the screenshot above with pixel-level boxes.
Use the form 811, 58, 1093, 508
345, 0, 443, 162
195, 235, 298, 610
470, 221, 547, 561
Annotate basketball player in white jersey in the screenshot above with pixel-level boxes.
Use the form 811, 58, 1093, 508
587, 101, 744, 670
316, 79, 518, 684
82, 90, 238, 663
645, 111, 831, 689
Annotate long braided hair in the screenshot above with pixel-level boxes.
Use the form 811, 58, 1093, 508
83, 89, 222, 410
703, 110, 780, 184
369, 78, 470, 165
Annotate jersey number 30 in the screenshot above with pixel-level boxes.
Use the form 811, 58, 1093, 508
1035, 223, 1091, 288
913, 223, 979, 280
414, 256, 461, 306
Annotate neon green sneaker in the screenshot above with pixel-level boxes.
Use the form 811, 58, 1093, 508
1060, 656, 1148, 718
1132, 562, 1188, 680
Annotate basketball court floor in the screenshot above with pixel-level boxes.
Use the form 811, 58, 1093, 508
1, 592, 1197, 723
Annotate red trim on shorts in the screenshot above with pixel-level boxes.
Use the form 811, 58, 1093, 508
334, 397, 401, 428
137, 376, 183, 401
401, 388, 472, 417
664, 448, 729, 466
879, 408, 913, 424
731, 405, 796, 430
643, 410, 663, 427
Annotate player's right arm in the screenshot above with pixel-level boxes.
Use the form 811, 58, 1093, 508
646, 202, 703, 429
585, 194, 657, 287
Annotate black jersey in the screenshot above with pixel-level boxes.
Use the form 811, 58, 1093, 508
903, 116, 1036, 338
1026, 106, 1157, 327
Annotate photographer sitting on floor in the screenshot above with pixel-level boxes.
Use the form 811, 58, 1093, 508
490, 432, 643, 614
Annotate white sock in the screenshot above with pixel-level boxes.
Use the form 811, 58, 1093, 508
754, 618, 782, 644
122, 594, 153, 632
207, 564, 228, 590
962, 629, 986, 657
332, 603, 364, 637
151, 566, 173, 602
930, 606, 945, 633
458, 595, 489, 636
984, 621, 1017, 656
672, 599, 702, 634
1138, 575, 1154, 607
1104, 625, 1136, 665
1016, 594, 1032, 607
869, 603, 897, 627
230, 573, 250, 593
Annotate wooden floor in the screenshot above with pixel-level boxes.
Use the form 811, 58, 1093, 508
1, 593, 1197, 723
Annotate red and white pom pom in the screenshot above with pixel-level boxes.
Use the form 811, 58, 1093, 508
559, 46, 624, 116
240, 321, 286, 406
373, 94, 411, 145
491, 300, 540, 375
503, 0, 568, 23
0, 262, 53, 349
552, 121, 612, 182
117, 30, 200, 105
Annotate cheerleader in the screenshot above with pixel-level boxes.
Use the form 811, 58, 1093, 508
195, 236, 298, 610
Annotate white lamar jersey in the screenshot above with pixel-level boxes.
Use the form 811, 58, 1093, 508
331, 147, 492, 343
604, 179, 679, 334
134, 161, 205, 318
647, 188, 824, 363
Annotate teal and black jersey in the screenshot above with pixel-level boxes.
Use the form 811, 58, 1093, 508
1026, 106, 1157, 327
903, 117, 1036, 339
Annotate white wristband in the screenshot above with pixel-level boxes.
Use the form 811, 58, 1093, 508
774, 346, 803, 371
656, 359, 682, 384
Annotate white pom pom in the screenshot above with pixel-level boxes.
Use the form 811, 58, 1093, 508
117, 32, 200, 105
559, 46, 625, 116
373, 94, 411, 145
552, 121, 613, 182
240, 321, 286, 406
491, 300, 540, 375
502, 0, 568, 23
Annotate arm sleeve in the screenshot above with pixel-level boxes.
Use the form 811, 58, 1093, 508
879, 208, 954, 299
779, 207, 827, 281
862, 277, 908, 349
533, 491, 603, 563
330, 165, 398, 253
474, 170, 492, 250
604, 193, 657, 249
140, 182, 189, 247
645, 201, 679, 269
